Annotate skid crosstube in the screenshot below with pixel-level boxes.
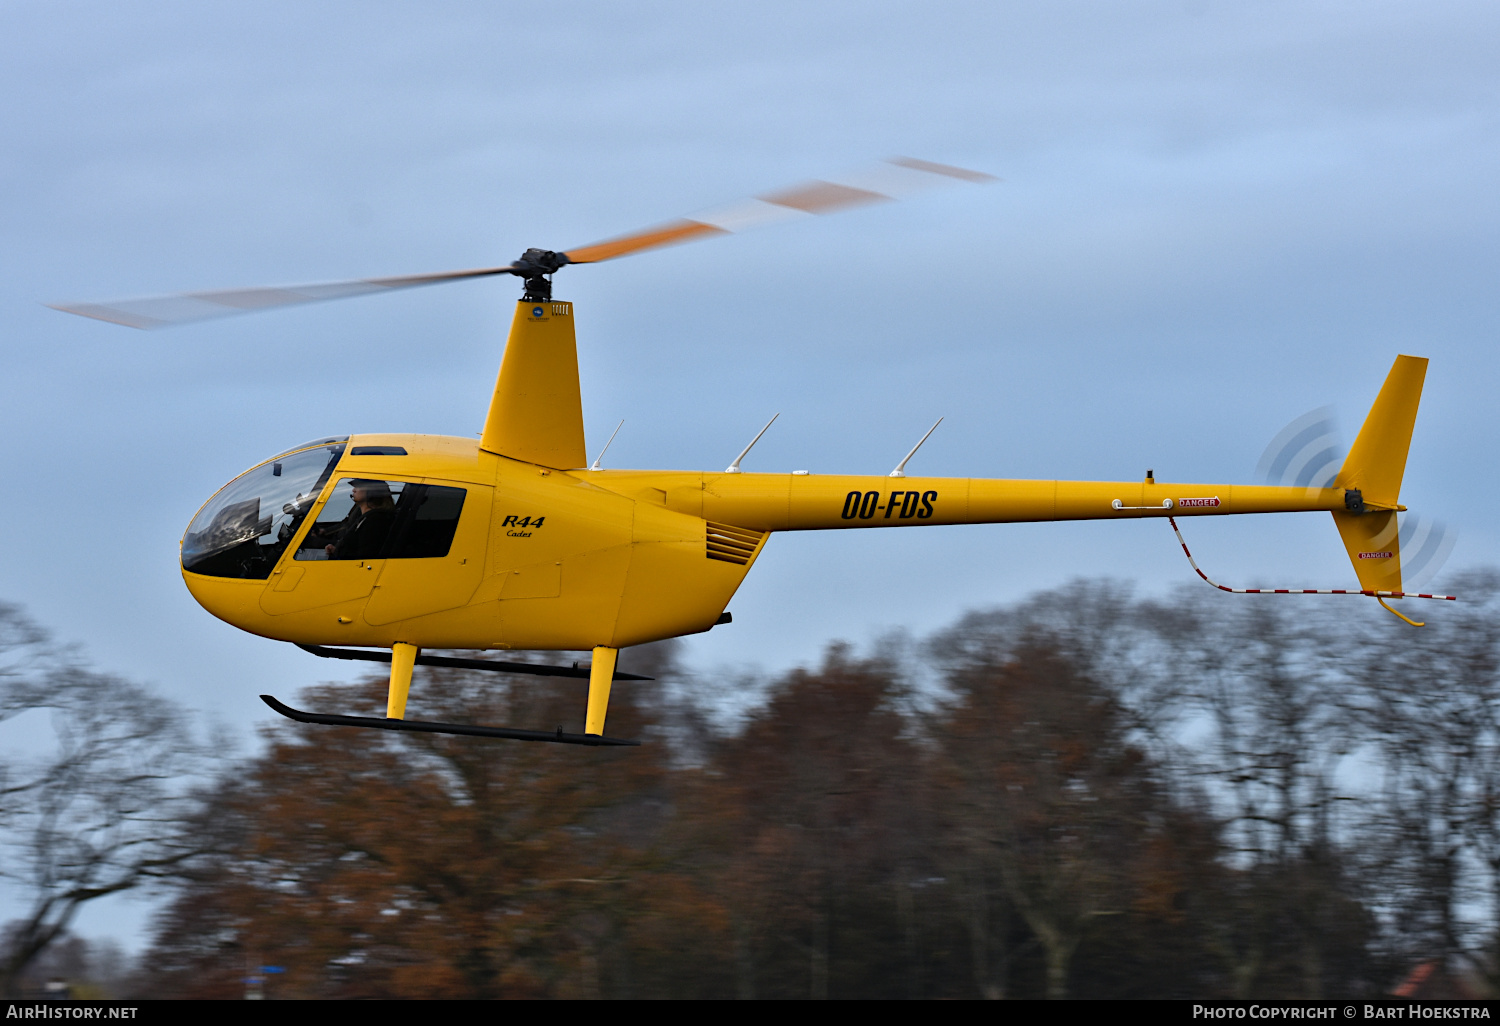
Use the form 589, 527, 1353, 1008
295, 643, 653, 681
260, 694, 641, 747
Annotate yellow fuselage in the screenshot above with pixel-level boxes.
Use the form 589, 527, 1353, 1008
183, 431, 1342, 653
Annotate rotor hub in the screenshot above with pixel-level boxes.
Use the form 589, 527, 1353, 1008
513, 248, 569, 302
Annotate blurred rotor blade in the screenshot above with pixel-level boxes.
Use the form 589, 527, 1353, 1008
562, 221, 727, 265
562, 156, 996, 265
1399, 513, 1458, 592
51, 264, 519, 330
1257, 406, 1344, 488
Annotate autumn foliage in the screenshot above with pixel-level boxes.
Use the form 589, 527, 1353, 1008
138, 576, 1500, 999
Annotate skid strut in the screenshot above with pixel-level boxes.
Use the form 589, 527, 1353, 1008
586, 646, 617, 736
387, 642, 417, 719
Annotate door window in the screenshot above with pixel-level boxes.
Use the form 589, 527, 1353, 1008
295, 479, 467, 561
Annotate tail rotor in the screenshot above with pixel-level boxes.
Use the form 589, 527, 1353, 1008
1170, 374, 1460, 626
1399, 513, 1457, 593
1261, 397, 1458, 596
1256, 406, 1342, 489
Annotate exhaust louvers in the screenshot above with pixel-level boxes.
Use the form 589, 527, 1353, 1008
706, 522, 764, 565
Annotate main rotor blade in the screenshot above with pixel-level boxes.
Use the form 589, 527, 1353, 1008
53, 157, 993, 329
562, 156, 996, 265
51, 264, 518, 330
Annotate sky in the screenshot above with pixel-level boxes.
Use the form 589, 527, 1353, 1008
2, 0, 1499, 949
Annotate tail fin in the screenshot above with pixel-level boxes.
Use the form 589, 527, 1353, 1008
1331, 355, 1428, 595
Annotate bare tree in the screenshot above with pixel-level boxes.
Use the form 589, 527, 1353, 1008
1348, 571, 1500, 992
930, 591, 1171, 1000
1146, 593, 1382, 997
0, 604, 208, 996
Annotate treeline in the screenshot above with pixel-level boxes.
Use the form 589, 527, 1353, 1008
130, 574, 1496, 999
5, 578, 1500, 998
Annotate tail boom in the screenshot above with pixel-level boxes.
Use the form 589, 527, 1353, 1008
590, 470, 1348, 531
708, 475, 1345, 531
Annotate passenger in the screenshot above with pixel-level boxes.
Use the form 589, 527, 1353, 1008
320, 480, 398, 560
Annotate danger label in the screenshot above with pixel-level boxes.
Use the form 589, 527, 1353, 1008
1358, 551, 1393, 559
1177, 497, 1220, 508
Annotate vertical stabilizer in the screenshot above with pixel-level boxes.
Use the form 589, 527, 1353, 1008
1334, 355, 1427, 507
1332, 355, 1428, 595
1332, 510, 1403, 593
479, 301, 587, 469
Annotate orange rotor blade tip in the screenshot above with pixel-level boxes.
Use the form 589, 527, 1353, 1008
886, 156, 1000, 183
564, 220, 728, 265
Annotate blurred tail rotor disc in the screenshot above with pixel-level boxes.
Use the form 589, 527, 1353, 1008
1256, 406, 1342, 489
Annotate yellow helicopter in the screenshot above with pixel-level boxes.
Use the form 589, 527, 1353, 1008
54, 159, 1446, 746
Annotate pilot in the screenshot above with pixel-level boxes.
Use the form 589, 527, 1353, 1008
320, 479, 398, 560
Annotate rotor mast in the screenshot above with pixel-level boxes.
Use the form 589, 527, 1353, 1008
478, 296, 587, 469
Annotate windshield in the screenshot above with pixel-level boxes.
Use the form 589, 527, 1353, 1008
182, 442, 346, 579
270, 435, 348, 460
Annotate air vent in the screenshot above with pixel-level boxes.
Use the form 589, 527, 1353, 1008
706, 522, 765, 565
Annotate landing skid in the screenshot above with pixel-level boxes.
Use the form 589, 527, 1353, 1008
260, 694, 641, 746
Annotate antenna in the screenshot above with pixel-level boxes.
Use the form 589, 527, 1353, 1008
725, 413, 779, 474
889, 418, 943, 477
589, 420, 624, 471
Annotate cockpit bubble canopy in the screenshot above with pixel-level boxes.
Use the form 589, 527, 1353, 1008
182, 441, 345, 579
272, 436, 349, 460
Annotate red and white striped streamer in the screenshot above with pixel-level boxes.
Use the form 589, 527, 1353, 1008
1167, 517, 1456, 602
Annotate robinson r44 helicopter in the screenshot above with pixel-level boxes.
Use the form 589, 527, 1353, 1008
55, 158, 1452, 747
